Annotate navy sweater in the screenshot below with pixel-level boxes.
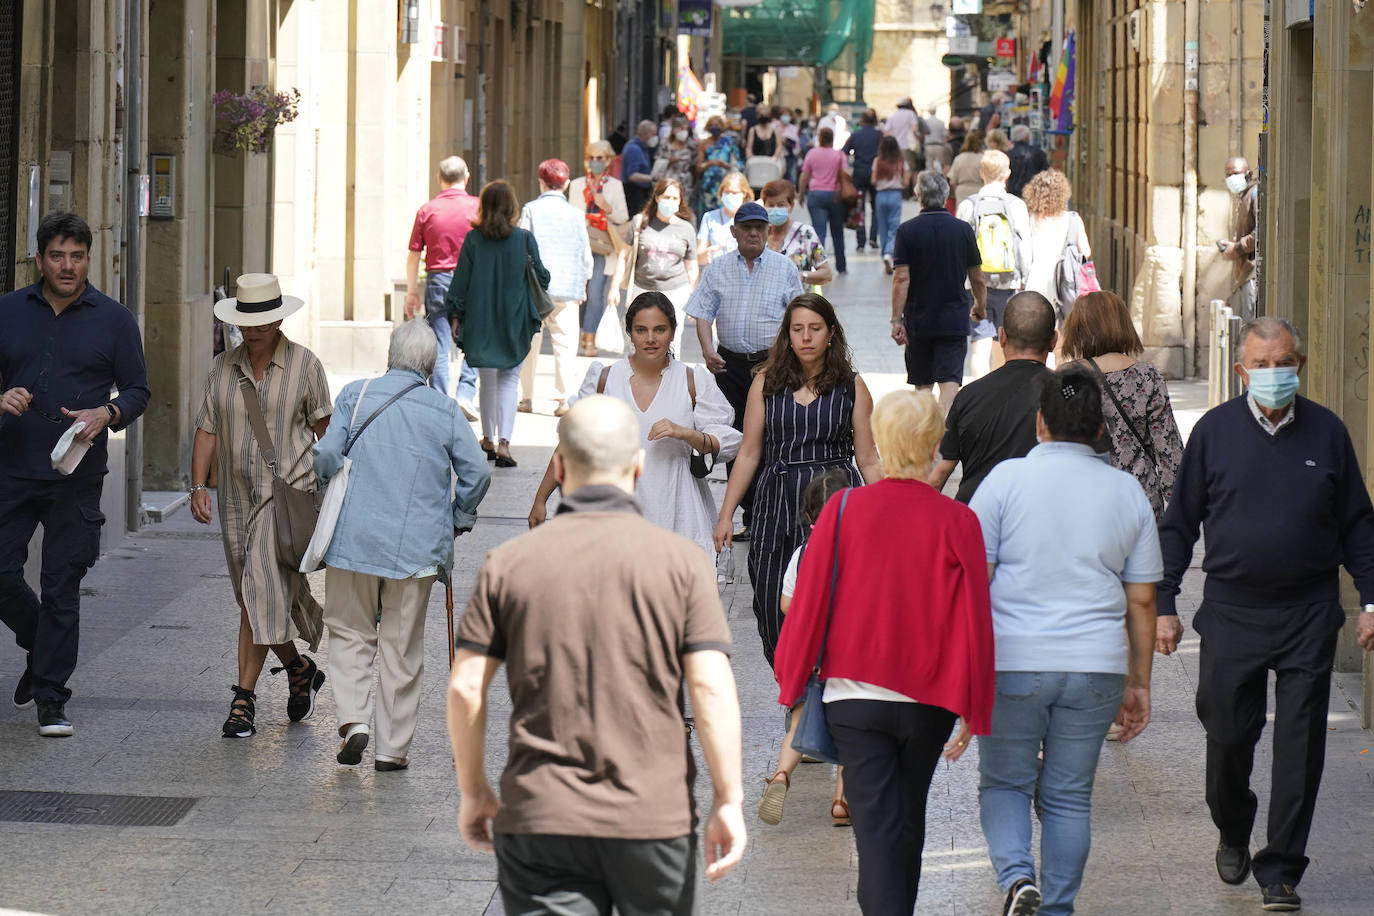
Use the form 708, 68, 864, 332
1157, 395, 1374, 615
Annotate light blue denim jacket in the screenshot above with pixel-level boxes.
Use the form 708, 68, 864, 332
313, 369, 491, 578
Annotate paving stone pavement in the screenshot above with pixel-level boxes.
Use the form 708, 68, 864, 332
3, 209, 1373, 915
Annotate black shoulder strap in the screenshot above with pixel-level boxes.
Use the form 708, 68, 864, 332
1086, 357, 1156, 467
342, 382, 425, 457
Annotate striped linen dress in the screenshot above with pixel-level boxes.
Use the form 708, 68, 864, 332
749, 379, 861, 667
195, 335, 332, 648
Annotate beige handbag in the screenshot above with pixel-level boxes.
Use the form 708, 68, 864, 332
236, 370, 322, 569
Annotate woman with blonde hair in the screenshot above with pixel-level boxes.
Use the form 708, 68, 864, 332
1023, 168, 1091, 310
773, 388, 995, 913
1060, 291, 1184, 521
568, 140, 629, 356
948, 128, 987, 205
697, 171, 753, 265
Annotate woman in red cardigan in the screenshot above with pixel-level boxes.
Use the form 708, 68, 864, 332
773, 389, 995, 915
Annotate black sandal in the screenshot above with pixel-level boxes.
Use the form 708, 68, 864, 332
222, 685, 256, 738
273, 655, 325, 723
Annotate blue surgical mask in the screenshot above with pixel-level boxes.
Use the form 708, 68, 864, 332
721, 192, 745, 213
1246, 366, 1300, 409
780, 114, 792, 124
766, 206, 790, 226
657, 199, 678, 220
709, 126, 723, 137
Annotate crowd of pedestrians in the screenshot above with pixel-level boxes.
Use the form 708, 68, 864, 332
4, 91, 1374, 916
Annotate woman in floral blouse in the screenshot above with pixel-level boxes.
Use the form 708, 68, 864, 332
655, 115, 697, 206
760, 179, 833, 291
694, 115, 744, 216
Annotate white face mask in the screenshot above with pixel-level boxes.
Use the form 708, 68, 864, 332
674, 130, 688, 142
721, 192, 745, 213
1225, 173, 1248, 195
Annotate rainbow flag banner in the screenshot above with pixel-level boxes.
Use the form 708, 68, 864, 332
677, 65, 705, 124
1048, 29, 1076, 134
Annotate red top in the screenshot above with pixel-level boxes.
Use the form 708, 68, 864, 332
773, 478, 996, 734
408, 187, 480, 270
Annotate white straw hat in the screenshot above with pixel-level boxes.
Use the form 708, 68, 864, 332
213, 273, 305, 326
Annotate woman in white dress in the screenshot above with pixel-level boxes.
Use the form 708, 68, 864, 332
1023, 168, 1091, 310
527, 291, 741, 556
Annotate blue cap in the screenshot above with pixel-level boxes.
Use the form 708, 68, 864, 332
733, 201, 768, 224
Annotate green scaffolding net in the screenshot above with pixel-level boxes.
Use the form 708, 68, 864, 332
722, 0, 876, 80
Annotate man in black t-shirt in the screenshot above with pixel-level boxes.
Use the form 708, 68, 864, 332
929, 292, 1056, 502
890, 170, 986, 414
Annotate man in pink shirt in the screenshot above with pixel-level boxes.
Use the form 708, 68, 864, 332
406, 156, 480, 417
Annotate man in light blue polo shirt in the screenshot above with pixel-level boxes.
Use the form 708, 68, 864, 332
686, 201, 802, 538
969, 366, 1160, 916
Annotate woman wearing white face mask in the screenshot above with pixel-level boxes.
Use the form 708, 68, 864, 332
697, 171, 753, 266
654, 116, 698, 208
609, 178, 699, 358
568, 140, 630, 357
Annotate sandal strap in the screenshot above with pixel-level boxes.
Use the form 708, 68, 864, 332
270, 656, 315, 694
765, 770, 790, 789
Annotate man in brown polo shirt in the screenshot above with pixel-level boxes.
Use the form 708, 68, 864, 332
448, 396, 745, 914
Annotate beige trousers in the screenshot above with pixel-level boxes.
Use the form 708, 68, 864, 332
324, 567, 435, 760
519, 297, 580, 403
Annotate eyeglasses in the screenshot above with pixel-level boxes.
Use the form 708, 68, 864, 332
29, 403, 67, 424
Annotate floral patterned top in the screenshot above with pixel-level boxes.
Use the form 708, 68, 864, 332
655, 139, 697, 204
768, 220, 828, 290
1088, 359, 1185, 521
697, 135, 744, 212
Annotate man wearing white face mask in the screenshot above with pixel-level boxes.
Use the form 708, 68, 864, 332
1219, 157, 1259, 320
1156, 317, 1374, 913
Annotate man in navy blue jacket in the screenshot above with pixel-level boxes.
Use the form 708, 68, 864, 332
1157, 316, 1374, 912
0, 212, 150, 737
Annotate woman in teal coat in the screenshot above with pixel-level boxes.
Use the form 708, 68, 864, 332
446, 180, 550, 467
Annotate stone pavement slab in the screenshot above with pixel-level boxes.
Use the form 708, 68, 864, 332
3, 211, 1373, 915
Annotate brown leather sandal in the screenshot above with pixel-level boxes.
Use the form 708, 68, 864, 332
831, 798, 851, 827
757, 770, 790, 825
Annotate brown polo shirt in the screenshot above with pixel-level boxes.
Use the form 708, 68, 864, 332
456, 484, 732, 840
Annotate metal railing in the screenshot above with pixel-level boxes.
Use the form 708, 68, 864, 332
1207, 299, 1244, 407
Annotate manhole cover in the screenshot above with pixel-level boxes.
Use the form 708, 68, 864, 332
0, 791, 196, 826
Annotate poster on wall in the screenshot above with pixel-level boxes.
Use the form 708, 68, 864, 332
679, 0, 712, 35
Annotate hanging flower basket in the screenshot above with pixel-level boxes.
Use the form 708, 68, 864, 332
212, 87, 301, 154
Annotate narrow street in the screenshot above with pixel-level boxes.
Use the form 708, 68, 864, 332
2, 219, 1372, 915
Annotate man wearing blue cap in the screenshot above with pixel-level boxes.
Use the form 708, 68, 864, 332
687, 201, 803, 540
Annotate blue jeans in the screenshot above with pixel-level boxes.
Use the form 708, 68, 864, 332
875, 189, 903, 258
582, 253, 610, 335
806, 190, 846, 272
424, 271, 477, 405
977, 671, 1125, 916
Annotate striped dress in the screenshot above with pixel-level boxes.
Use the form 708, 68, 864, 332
749, 380, 862, 667
195, 335, 332, 647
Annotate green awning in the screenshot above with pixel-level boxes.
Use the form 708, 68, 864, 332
722, 0, 876, 79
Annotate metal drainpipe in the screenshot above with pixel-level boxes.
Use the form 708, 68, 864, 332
124, 0, 144, 532
475, 0, 489, 185
1182, 0, 1200, 379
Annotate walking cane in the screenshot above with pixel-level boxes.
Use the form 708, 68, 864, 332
446, 577, 455, 668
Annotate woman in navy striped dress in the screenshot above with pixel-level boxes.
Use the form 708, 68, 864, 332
714, 293, 883, 666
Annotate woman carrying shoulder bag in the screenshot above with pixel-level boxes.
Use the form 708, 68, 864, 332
446, 181, 550, 468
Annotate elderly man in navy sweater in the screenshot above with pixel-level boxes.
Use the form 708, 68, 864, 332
1157, 316, 1374, 913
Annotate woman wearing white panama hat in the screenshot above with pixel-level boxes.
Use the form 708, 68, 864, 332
192, 273, 334, 738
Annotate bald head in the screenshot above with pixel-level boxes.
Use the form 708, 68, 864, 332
1225, 157, 1250, 176
1001, 291, 1058, 355
555, 395, 644, 491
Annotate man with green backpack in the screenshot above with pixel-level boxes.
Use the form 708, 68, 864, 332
956, 150, 1032, 376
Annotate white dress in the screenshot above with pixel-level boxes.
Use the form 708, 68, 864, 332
573, 359, 742, 556
1026, 211, 1089, 304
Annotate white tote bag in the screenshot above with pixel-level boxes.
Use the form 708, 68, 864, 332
299, 380, 370, 573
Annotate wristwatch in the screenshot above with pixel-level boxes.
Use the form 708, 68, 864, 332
104, 403, 117, 421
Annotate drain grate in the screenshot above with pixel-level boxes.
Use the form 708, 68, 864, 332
0, 791, 196, 826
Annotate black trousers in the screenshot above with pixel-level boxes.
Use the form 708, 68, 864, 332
715, 349, 766, 529
494, 832, 697, 916
826, 699, 957, 914
0, 472, 106, 703
852, 169, 876, 246
1193, 598, 1344, 887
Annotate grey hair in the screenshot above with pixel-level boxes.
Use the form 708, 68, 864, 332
387, 318, 439, 375
438, 156, 468, 185
637, 120, 657, 136
557, 395, 642, 475
916, 170, 949, 209
1011, 124, 1031, 142
1239, 316, 1303, 355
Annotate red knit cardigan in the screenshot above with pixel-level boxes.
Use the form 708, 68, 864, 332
773, 478, 996, 735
